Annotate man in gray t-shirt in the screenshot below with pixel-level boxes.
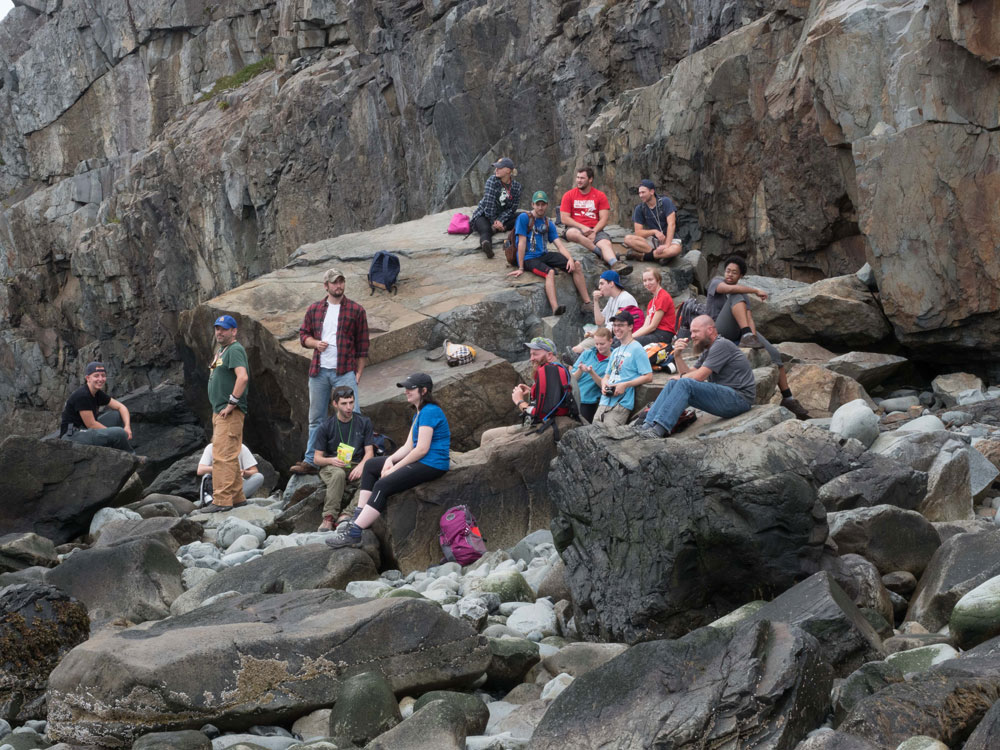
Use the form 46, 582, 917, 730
635, 315, 755, 438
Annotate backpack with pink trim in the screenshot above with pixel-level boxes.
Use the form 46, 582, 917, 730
439, 505, 487, 566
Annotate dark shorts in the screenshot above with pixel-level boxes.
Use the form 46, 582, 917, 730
525, 252, 571, 278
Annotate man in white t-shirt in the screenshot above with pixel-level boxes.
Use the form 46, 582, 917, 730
570, 270, 639, 355
196, 443, 264, 503
292, 268, 370, 475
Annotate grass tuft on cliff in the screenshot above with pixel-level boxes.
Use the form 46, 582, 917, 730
197, 56, 275, 103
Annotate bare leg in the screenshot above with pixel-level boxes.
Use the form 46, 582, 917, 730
595, 238, 618, 267
356, 504, 381, 529
571, 266, 591, 303
544, 271, 559, 313
565, 228, 596, 252
652, 242, 683, 261
622, 234, 647, 252
777, 365, 789, 392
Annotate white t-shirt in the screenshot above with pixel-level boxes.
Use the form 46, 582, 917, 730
601, 291, 638, 322
199, 444, 257, 471
319, 303, 341, 369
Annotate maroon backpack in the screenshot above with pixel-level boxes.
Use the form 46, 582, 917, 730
440, 505, 487, 566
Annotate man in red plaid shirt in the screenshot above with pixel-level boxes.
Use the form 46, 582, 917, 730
289, 268, 370, 474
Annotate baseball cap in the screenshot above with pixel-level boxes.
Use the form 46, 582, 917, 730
610, 311, 634, 327
397, 372, 433, 390
491, 157, 515, 170
600, 269, 622, 287
531, 190, 549, 204
525, 337, 556, 353
84, 362, 106, 377
213, 315, 238, 329
638, 179, 655, 191
323, 268, 345, 283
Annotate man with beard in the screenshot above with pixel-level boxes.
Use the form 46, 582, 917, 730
635, 314, 755, 438
560, 165, 632, 276
204, 314, 250, 512
291, 268, 370, 475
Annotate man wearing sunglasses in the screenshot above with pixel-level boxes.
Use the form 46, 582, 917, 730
204, 314, 250, 513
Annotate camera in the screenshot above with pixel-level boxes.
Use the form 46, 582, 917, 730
603, 385, 616, 397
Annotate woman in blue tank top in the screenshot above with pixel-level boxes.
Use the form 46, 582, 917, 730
327, 372, 450, 549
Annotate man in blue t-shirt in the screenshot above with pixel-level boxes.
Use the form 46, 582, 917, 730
622, 179, 683, 264
507, 190, 592, 316
593, 311, 653, 426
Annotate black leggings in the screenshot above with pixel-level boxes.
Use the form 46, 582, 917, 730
471, 214, 514, 245
361, 456, 447, 513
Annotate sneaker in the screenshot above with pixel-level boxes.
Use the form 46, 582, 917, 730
612, 261, 633, 277
738, 333, 765, 349
553, 305, 566, 316
289, 461, 319, 475
635, 422, 669, 438
781, 397, 811, 421
318, 515, 335, 532
625, 247, 647, 262
202, 503, 230, 514
325, 523, 363, 549
480, 239, 494, 259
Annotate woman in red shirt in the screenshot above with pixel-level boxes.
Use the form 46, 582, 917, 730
634, 268, 676, 346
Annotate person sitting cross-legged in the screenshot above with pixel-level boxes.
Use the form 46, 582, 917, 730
326, 373, 450, 549
312, 386, 375, 532
635, 315, 755, 438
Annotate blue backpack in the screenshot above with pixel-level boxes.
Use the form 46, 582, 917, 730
368, 251, 400, 295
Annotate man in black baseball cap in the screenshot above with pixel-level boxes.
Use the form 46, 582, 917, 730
59, 361, 136, 453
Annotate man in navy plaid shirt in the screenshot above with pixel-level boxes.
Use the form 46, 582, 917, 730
290, 268, 370, 475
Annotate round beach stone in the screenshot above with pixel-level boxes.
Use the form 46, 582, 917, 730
950, 574, 1000, 649
830, 399, 880, 448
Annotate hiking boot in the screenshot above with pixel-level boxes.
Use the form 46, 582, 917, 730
738, 332, 765, 349
781, 396, 811, 421
635, 422, 669, 438
318, 515, 335, 532
325, 523, 363, 549
480, 239, 494, 259
202, 503, 231, 514
612, 261, 633, 277
625, 247, 647, 262
553, 305, 566, 316
289, 461, 319, 475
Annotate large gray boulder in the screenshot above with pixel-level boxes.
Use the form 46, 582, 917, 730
827, 505, 941, 577
0, 533, 58, 574
169, 543, 379, 616
826, 352, 908, 390
114, 384, 206, 483
377, 418, 579, 573
0, 583, 89, 723
42, 538, 184, 627
531, 619, 832, 749
906, 529, 1000, 632
839, 652, 1000, 749
817, 453, 927, 513
0, 436, 140, 545
46, 592, 490, 747
91, 517, 203, 552
549, 420, 840, 643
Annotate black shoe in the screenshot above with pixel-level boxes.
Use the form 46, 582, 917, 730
781, 397, 811, 420
481, 239, 494, 259
553, 305, 566, 316
202, 503, 230, 514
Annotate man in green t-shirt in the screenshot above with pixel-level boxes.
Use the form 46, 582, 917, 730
205, 314, 250, 512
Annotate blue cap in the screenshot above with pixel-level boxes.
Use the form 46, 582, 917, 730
638, 179, 655, 191
600, 270, 622, 287
213, 314, 238, 329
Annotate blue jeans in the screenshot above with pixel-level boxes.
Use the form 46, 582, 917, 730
304, 369, 359, 465
645, 377, 751, 431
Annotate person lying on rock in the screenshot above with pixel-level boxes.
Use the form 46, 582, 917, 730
291, 267, 370, 476
327, 373, 450, 549
622, 179, 684, 264
571, 327, 614, 424
471, 157, 522, 258
593, 311, 653, 427
703, 255, 809, 420
560, 165, 632, 276
196, 443, 264, 504
570, 270, 640, 356
312, 386, 375, 532
634, 315, 755, 438
59, 361, 137, 454
507, 190, 591, 315
632, 268, 677, 347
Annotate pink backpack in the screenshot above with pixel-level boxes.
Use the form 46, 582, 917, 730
620, 304, 645, 332
447, 212, 471, 235
439, 505, 487, 565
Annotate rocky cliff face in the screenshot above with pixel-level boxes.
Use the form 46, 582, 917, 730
1, 0, 997, 435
